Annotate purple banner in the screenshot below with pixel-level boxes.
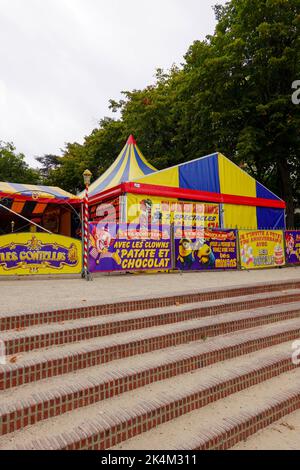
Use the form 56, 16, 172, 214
175, 228, 238, 271
285, 231, 300, 265
89, 223, 172, 272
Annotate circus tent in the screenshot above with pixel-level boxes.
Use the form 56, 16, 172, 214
87, 137, 286, 230
130, 152, 286, 229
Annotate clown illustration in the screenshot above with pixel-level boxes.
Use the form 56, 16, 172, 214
285, 233, 295, 256
89, 226, 121, 266
140, 199, 153, 228
177, 238, 195, 269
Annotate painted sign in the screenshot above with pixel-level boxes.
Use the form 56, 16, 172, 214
0, 233, 82, 276
239, 230, 285, 269
175, 229, 238, 271
89, 223, 172, 272
285, 231, 300, 265
127, 194, 219, 228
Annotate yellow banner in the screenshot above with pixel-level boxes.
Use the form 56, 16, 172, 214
239, 230, 285, 269
0, 233, 82, 276
127, 194, 219, 228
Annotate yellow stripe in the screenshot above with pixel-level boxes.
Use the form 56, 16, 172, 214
86, 142, 128, 195
136, 166, 179, 188
223, 204, 257, 229
23, 184, 56, 199
103, 144, 130, 190
218, 153, 256, 197
128, 146, 146, 180
0, 182, 15, 194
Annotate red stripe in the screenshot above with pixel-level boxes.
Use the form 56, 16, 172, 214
0, 192, 80, 205
122, 183, 286, 209
89, 185, 123, 205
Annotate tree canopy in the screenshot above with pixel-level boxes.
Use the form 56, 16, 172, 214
1, 0, 299, 225
0, 141, 40, 184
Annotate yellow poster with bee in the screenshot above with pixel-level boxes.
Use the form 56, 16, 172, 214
238, 230, 285, 269
0, 233, 82, 276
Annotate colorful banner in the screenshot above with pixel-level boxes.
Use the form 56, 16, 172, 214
285, 231, 300, 265
89, 223, 172, 272
127, 194, 219, 228
175, 229, 237, 271
0, 233, 82, 276
239, 230, 285, 269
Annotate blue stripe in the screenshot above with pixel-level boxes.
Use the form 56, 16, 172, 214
179, 153, 220, 193
257, 207, 285, 229
134, 147, 155, 175
7, 182, 32, 196
89, 145, 129, 196
36, 185, 68, 199
120, 151, 131, 183
256, 182, 281, 201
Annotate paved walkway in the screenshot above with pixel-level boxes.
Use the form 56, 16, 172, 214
1, 266, 300, 315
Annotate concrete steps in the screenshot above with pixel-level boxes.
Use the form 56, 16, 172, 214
2, 290, 300, 356
0, 342, 298, 450
0, 279, 300, 450
232, 409, 300, 450
2, 279, 300, 331
112, 367, 300, 451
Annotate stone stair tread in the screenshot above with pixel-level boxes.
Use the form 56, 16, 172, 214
111, 368, 300, 450
0, 302, 300, 371
3, 289, 300, 336
232, 409, 300, 450
1, 279, 298, 318
0, 326, 295, 406
0, 312, 300, 371
3, 297, 300, 346
0, 341, 297, 449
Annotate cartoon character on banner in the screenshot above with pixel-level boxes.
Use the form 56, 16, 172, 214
241, 244, 254, 266
89, 226, 121, 266
196, 239, 216, 267
177, 238, 195, 269
285, 233, 299, 262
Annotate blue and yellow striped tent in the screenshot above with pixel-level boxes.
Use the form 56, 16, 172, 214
85, 135, 157, 198
132, 152, 286, 229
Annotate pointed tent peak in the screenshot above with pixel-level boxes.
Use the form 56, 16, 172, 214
78, 135, 157, 197
127, 134, 137, 145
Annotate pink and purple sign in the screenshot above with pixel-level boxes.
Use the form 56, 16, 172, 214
285, 231, 300, 265
89, 223, 172, 272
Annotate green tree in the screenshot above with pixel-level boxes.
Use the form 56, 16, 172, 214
181, 0, 300, 226
0, 141, 40, 184
44, 0, 300, 225
36, 154, 60, 180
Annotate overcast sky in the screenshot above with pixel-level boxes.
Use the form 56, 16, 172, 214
0, 0, 226, 166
